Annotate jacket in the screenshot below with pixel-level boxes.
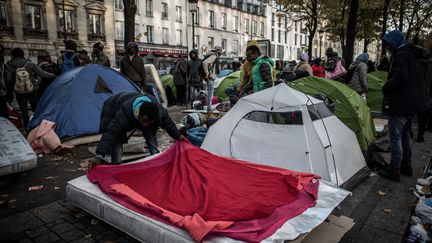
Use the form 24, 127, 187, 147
172, 60, 187, 86
251, 56, 274, 93
57, 51, 80, 74
96, 92, 181, 155
92, 52, 111, 67
6, 58, 56, 91
382, 42, 427, 116
0, 62, 13, 100
202, 52, 219, 80
312, 64, 325, 78
187, 50, 202, 87
120, 55, 147, 90
347, 61, 368, 94
38, 61, 56, 89
293, 61, 313, 76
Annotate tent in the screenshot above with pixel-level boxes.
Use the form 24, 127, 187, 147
289, 76, 376, 151
367, 71, 387, 112
202, 84, 367, 186
160, 73, 176, 98
145, 64, 168, 107
214, 71, 240, 99
29, 64, 142, 139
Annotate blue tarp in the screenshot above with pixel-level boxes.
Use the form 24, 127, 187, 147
29, 64, 142, 139
186, 127, 208, 147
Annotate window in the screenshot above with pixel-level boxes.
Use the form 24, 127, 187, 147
208, 10, 214, 28
233, 40, 238, 52
115, 21, 124, 40
115, 0, 124, 10
176, 29, 182, 46
295, 21, 297, 32
260, 22, 265, 36
285, 31, 288, 44
295, 34, 297, 45
24, 5, 42, 30
221, 38, 227, 55
193, 35, 199, 49
162, 28, 168, 44
278, 30, 281, 43
146, 25, 153, 43
221, 13, 227, 30
208, 37, 214, 48
245, 19, 249, 33
252, 20, 257, 35
161, 3, 168, 19
271, 28, 274, 41
195, 7, 199, 26
285, 16, 288, 29
58, 9, 74, 32
135, 23, 140, 36
176, 6, 182, 22
244, 111, 303, 125
146, 0, 153, 16
89, 14, 102, 34
0, 0, 9, 26
271, 13, 275, 26
277, 45, 284, 59
300, 35, 303, 45
233, 16, 239, 32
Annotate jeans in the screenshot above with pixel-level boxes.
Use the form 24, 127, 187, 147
16, 92, 39, 130
206, 79, 214, 112
388, 115, 414, 170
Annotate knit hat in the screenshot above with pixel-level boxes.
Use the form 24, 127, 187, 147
300, 53, 309, 62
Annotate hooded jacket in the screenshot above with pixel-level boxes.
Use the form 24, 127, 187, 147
251, 56, 274, 92
382, 30, 427, 116
348, 53, 369, 94
187, 50, 202, 87
6, 57, 56, 91
120, 54, 147, 90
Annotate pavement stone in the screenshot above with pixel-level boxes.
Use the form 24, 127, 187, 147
58, 228, 86, 242
34, 232, 61, 243
0, 211, 44, 241
352, 224, 402, 243
51, 221, 75, 235
30, 201, 68, 223
25, 225, 50, 239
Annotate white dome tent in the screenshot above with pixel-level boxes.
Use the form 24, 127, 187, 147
202, 84, 367, 187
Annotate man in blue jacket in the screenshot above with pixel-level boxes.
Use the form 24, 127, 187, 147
379, 30, 427, 182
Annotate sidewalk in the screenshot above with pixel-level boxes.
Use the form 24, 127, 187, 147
0, 127, 431, 242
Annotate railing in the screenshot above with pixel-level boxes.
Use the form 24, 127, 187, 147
0, 26, 14, 36
88, 33, 106, 42
23, 28, 48, 38
57, 31, 79, 39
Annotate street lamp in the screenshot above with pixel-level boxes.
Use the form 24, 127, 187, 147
318, 29, 324, 58
189, 0, 198, 50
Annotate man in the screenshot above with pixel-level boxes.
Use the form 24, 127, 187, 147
171, 59, 188, 105
202, 46, 222, 112
37, 52, 57, 97
0, 44, 13, 118
6, 48, 56, 130
245, 45, 274, 93
77, 49, 92, 66
57, 39, 80, 74
92, 42, 111, 67
120, 42, 146, 91
187, 49, 202, 104
95, 92, 184, 164
379, 30, 427, 182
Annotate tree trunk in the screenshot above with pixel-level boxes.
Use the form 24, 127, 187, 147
363, 38, 369, 52
123, 0, 137, 49
307, 0, 318, 59
399, 0, 405, 31
344, 0, 359, 67
381, 0, 390, 57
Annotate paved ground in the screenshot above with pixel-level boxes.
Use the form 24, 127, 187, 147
0, 107, 431, 242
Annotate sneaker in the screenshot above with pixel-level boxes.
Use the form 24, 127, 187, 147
400, 165, 413, 177
379, 168, 400, 182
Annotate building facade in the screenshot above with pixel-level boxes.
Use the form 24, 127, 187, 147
0, 0, 115, 64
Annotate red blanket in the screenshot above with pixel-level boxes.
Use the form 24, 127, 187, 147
88, 141, 319, 241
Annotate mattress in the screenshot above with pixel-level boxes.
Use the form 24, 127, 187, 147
66, 156, 350, 242
0, 117, 37, 176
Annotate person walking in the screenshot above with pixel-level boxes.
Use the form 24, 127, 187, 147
202, 46, 222, 112
311, 58, 325, 78
92, 42, 111, 67
378, 30, 427, 182
120, 42, 147, 92
347, 53, 369, 100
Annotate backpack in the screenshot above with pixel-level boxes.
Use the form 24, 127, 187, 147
323, 58, 336, 71
61, 53, 77, 73
14, 62, 34, 94
197, 54, 215, 79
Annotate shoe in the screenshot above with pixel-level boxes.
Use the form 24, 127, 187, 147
379, 168, 400, 182
400, 165, 413, 177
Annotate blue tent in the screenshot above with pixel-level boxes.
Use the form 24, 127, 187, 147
29, 64, 142, 139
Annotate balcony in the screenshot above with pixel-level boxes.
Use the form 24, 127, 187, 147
88, 33, 106, 42
23, 28, 48, 38
0, 26, 14, 36
57, 31, 79, 40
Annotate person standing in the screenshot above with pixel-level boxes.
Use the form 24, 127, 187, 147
120, 42, 147, 92
187, 49, 203, 103
202, 46, 222, 112
6, 48, 56, 130
171, 59, 187, 105
92, 42, 111, 67
347, 53, 369, 100
246, 45, 274, 93
0, 44, 13, 118
57, 40, 80, 74
311, 58, 325, 78
77, 49, 92, 66
37, 52, 57, 97
293, 53, 313, 76
379, 30, 427, 182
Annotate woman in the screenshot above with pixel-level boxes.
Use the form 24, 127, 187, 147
293, 53, 313, 76
347, 53, 369, 101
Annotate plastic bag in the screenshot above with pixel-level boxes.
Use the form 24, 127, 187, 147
415, 198, 432, 224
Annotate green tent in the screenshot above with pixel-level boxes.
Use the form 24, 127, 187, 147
160, 74, 176, 99
215, 71, 241, 100
289, 76, 376, 150
367, 71, 388, 112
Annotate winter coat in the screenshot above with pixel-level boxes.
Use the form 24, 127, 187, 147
187, 50, 202, 87
6, 57, 56, 92
92, 52, 111, 67
251, 56, 274, 93
382, 41, 427, 116
38, 61, 56, 91
312, 64, 325, 78
293, 61, 313, 76
202, 52, 220, 80
57, 51, 80, 74
96, 92, 181, 155
347, 61, 368, 94
120, 55, 147, 90
172, 60, 187, 86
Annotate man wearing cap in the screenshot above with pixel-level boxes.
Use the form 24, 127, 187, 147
202, 46, 222, 112
92, 42, 111, 67
120, 42, 147, 91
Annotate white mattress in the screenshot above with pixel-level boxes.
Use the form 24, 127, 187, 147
0, 117, 37, 176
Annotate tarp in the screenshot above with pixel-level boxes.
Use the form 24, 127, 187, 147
160, 74, 176, 98
367, 71, 387, 112
290, 76, 376, 150
29, 64, 141, 139
87, 141, 320, 242
215, 71, 240, 100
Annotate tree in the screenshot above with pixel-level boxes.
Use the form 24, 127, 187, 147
277, 0, 327, 58
343, 0, 359, 66
381, 0, 391, 57
123, 0, 137, 49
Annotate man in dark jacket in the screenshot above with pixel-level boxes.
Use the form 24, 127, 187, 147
92, 42, 111, 67
171, 59, 187, 105
120, 42, 147, 91
379, 30, 427, 182
95, 92, 184, 164
37, 52, 57, 97
187, 49, 202, 104
57, 39, 80, 74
